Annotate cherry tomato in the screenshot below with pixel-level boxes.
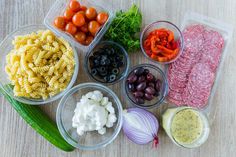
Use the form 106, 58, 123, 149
96, 12, 109, 25
88, 21, 100, 36
65, 22, 77, 35
85, 7, 97, 20
54, 16, 66, 29
80, 23, 89, 33
63, 9, 75, 20
69, 0, 80, 12
80, 5, 87, 11
74, 31, 86, 43
72, 13, 85, 27
85, 35, 94, 45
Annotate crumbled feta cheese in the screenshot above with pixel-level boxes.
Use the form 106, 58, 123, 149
72, 90, 117, 136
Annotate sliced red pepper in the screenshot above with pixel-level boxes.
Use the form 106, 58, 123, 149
156, 45, 174, 54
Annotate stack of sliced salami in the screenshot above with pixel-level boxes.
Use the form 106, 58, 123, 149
167, 24, 224, 108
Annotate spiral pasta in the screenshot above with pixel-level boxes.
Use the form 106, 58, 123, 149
5, 30, 75, 99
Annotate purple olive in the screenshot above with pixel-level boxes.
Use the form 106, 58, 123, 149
148, 82, 155, 88
128, 83, 135, 92
154, 91, 160, 97
137, 75, 145, 83
146, 73, 154, 81
136, 82, 147, 91
155, 79, 162, 91
135, 97, 144, 104
143, 69, 150, 75
134, 67, 145, 76
144, 93, 154, 101
133, 91, 144, 98
145, 87, 156, 95
127, 73, 137, 83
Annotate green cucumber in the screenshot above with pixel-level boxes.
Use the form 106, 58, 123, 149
0, 87, 75, 152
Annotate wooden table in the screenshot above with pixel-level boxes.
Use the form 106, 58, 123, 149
1, 0, 236, 156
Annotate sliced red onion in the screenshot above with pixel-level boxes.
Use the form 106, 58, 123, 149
122, 108, 159, 146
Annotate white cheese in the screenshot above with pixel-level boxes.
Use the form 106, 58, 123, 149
72, 90, 117, 136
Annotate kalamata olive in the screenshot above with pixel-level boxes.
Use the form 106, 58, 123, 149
146, 73, 154, 81
128, 83, 135, 92
155, 79, 162, 91
144, 93, 154, 101
134, 67, 145, 76
154, 91, 160, 97
127, 73, 137, 83
143, 69, 150, 75
135, 97, 144, 104
133, 91, 144, 98
137, 75, 145, 83
136, 82, 146, 91
145, 86, 156, 95
148, 82, 155, 88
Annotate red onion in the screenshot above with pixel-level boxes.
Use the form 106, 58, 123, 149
122, 108, 159, 147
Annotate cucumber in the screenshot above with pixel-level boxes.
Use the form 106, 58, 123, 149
0, 87, 75, 152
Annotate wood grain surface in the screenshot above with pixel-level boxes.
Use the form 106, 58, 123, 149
0, 0, 236, 157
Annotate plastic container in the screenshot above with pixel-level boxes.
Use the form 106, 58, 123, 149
84, 41, 130, 85
140, 21, 184, 64
44, 0, 114, 52
0, 25, 79, 105
123, 64, 168, 109
165, 12, 234, 123
56, 83, 123, 150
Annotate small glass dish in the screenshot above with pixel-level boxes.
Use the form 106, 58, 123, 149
56, 82, 123, 150
0, 25, 79, 105
123, 64, 168, 109
44, 0, 114, 52
84, 41, 130, 85
140, 21, 184, 64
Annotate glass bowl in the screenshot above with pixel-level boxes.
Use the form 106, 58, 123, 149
44, 0, 114, 52
56, 82, 123, 150
140, 21, 184, 64
84, 41, 130, 85
123, 64, 168, 109
0, 25, 79, 105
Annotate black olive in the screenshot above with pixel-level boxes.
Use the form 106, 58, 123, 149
112, 62, 118, 68
98, 66, 106, 73
109, 74, 116, 82
103, 76, 110, 82
112, 68, 119, 75
91, 68, 97, 76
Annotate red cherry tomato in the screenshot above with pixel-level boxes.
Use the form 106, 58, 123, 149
74, 31, 86, 43
69, 0, 80, 12
54, 16, 66, 29
72, 13, 85, 27
96, 12, 109, 25
88, 21, 100, 36
85, 7, 97, 20
65, 22, 77, 35
85, 35, 94, 45
80, 5, 87, 11
80, 23, 89, 33
63, 9, 75, 20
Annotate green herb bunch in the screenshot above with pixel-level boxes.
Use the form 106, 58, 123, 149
104, 4, 142, 53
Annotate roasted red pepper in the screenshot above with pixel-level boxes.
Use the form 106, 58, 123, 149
143, 28, 179, 62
